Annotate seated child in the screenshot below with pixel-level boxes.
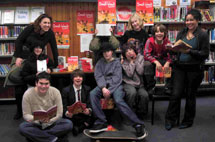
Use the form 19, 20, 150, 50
121, 43, 149, 119
61, 69, 94, 136
89, 42, 147, 139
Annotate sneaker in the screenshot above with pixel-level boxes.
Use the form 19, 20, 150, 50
134, 124, 148, 139
89, 123, 108, 133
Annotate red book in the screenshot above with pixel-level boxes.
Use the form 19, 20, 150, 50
33, 105, 57, 120
100, 98, 114, 109
67, 101, 87, 114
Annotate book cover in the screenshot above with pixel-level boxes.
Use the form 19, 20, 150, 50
58, 56, 66, 69
33, 105, 57, 120
30, 7, 45, 23
15, 7, 30, 24
80, 58, 93, 72
154, 7, 161, 22
156, 67, 172, 78
136, 0, 154, 25
53, 21, 70, 49
37, 59, 47, 72
96, 24, 112, 36
67, 56, 78, 72
77, 10, 95, 35
2, 9, 15, 24
67, 101, 87, 114
100, 98, 114, 109
166, 40, 192, 52
98, 0, 116, 24
116, 6, 134, 22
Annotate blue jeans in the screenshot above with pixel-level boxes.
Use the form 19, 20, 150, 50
19, 118, 73, 142
90, 85, 144, 125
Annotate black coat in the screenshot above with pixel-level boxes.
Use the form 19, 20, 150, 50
21, 53, 54, 86
61, 84, 91, 118
13, 25, 59, 67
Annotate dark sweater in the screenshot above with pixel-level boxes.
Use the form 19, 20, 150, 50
175, 27, 209, 65
21, 53, 54, 86
13, 25, 59, 67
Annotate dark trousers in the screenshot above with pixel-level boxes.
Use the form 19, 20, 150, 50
165, 64, 204, 125
71, 113, 94, 131
15, 85, 27, 114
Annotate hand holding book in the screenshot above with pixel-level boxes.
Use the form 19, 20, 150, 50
166, 40, 192, 53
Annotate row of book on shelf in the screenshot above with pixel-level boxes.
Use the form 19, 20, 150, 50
58, 56, 93, 72
209, 28, 215, 43
0, 64, 11, 76
206, 52, 215, 63
203, 66, 215, 83
0, 42, 15, 56
0, 7, 45, 24
0, 26, 26, 38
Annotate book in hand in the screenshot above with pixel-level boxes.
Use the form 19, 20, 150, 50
33, 105, 57, 120
166, 40, 192, 53
37, 60, 47, 72
156, 67, 172, 78
100, 98, 114, 109
67, 101, 87, 115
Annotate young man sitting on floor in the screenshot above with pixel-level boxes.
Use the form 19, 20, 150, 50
19, 72, 73, 142
89, 42, 147, 139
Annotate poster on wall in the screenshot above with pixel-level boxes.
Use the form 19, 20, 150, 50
116, 6, 135, 22
77, 11, 95, 35
98, 0, 116, 25
136, 0, 154, 26
53, 21, 70, 49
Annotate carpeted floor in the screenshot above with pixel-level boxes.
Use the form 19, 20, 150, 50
0, 94, 215, 142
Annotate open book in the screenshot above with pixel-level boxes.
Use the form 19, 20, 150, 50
33, 105, 57, 120
67, 101, 87, 114
167, 40, 192, 52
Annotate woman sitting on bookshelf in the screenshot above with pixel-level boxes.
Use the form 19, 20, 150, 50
144, 24, 172, 97
119, 13, 148, 55
121, 42, 149, 120
21, 40, 54, 87
5, 14, 59, 120
165, 9, 209, 131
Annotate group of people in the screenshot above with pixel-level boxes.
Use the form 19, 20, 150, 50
4, 8, 209, 142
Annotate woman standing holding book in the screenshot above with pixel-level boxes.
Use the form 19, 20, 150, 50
7, 14, 59, 119
165, 9, 209, 130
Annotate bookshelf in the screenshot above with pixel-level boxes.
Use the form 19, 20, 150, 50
0, 24, 28, 100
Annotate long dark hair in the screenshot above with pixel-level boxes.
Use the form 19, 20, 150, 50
33, 14, 53, 33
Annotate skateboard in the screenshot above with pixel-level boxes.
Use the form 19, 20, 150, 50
84, 129, 147, 142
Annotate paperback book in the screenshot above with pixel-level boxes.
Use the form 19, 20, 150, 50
67, 101, 87, 114
100, 98, 114, 109
166, 40, 192, 53
33, 105, 57, 120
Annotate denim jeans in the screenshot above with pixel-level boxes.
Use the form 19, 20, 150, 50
90, 85, 144, 125
123, 84, 149, 115
19, 118, 73, 142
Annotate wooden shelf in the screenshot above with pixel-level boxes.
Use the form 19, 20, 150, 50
205, 62, 215, 65
0, 37, 17, 41
0, 98, 15, 101
0, 55, 13, 57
